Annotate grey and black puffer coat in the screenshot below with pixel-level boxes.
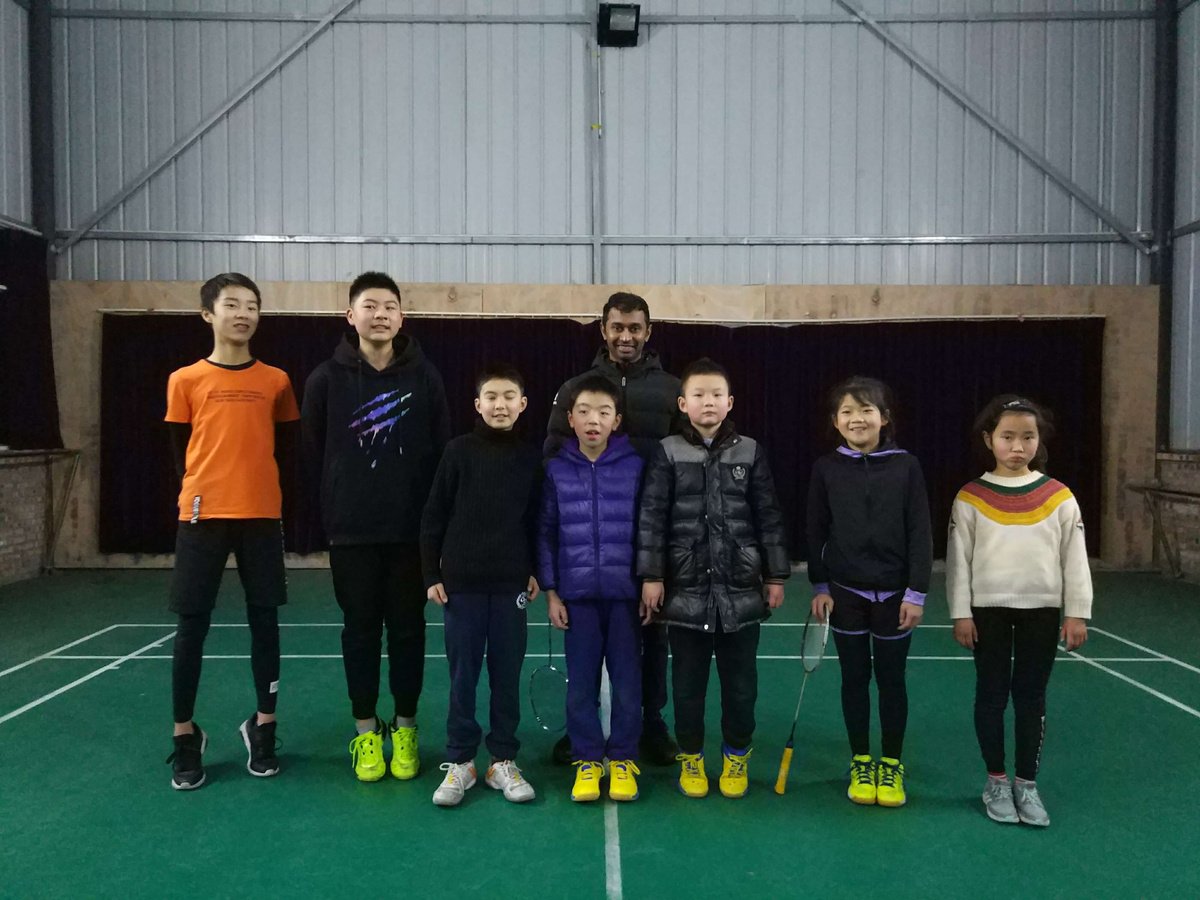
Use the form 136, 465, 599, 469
636, 421, 790, 633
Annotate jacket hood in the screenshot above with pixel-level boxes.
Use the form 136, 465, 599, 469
589, 345, 666, 376
332, 331, 422, 375
678, 418, 739, 452
557, 433, 638, 466
836, 439, 908, 459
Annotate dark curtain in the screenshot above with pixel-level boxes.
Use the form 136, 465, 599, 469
0, 230, 62, 449
100, 314, 1103, 559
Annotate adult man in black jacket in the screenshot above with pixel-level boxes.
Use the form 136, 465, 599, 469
545, 292, 684, 765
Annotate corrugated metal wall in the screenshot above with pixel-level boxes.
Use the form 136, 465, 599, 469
1173, 0, 1199, 448
0, 0, 31, 227
51, 0, 1155, 287
602, 0, 1153, 285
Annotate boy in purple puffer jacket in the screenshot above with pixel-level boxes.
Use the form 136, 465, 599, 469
537, 374, 645, 803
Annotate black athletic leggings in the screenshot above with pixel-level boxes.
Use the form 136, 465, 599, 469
172, 604, 280, 723
830, 585, 912, 760
971, 605, 1059, 781
833, 631, 911, 759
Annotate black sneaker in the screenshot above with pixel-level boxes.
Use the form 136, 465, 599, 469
639, 725, 680, 767
239, 716, 280, 777
167, 725, 208, 791
551, 734, 573, 766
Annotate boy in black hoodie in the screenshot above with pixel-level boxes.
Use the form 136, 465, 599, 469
302, 272, 451, 782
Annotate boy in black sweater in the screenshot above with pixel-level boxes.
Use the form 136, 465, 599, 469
420, 364, 542, 807
302, 271, 451, 783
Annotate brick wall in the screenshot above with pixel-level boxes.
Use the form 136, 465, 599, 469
0, 464, 49, 586
1154, 453, 1200, 579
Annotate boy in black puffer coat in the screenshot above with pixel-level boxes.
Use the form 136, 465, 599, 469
637, 358, 790, 800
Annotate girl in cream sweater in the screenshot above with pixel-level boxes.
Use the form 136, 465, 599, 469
947, 395, 1092, 829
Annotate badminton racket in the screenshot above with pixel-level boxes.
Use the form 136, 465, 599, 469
774, 611, 830, 795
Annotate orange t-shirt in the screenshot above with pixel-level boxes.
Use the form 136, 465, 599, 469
165, 359, 300, 521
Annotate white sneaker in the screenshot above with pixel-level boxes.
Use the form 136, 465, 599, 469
486, 760, 536, 803
432, 762, 477, 807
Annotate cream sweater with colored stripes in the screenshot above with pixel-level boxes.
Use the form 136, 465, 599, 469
945, 471, 1093, 620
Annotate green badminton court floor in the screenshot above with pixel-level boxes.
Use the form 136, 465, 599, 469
1, 570, 1197, 899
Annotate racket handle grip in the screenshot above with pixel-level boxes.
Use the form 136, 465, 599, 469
774, 747, 793, 795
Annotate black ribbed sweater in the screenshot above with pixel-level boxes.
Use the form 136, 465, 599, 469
419, 421, 543, 593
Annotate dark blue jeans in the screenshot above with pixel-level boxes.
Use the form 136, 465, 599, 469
443, 591, 528, 763
563, 597, 643, 761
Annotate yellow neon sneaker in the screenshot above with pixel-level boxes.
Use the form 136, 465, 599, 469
719, 746, 752, 798
848, 755, 877, 805
608, 760, 641, 801
876, 757, 907, 807
348, 720, 387, 782
571, 760, 604, 802
389, 723, 420, 780
677, 752, 709, 798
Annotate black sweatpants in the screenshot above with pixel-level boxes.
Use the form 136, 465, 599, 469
971, 605, 1059, 781
329, 542, 427, 722
669, 618, 760, 754
830, 585, 912, 760
642, 622, 670, 733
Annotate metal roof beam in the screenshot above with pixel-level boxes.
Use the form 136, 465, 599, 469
832, 0, 1152, 257
54, 0, 361, 255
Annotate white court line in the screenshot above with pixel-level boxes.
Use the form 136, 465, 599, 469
0, 624, 123, 678
1065, 648, 1200, 721
758, 655, 1170, 663
44, 654, 1173, 663
598, 665, 622, 900
604, 804, 623, 900
1090, 626, 1200, 676
49, 654, 448, 660
0, 632, 176, 727
110, 622, 956, 629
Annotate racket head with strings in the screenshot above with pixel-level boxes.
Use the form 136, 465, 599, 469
528, 663, 569, 732
800, 611, 831, 674
529, 620, 569, 732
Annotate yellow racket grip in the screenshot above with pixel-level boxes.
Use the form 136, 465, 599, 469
774, 747, 794, 795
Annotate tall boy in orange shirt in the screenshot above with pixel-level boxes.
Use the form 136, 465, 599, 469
164, 273, 299, 791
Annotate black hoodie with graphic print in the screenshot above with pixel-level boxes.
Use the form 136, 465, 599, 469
302, 332, 451, 546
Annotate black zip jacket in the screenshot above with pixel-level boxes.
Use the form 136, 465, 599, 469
806, 443, 933, 593
419, 421, 542, 593
544, 347, 684, 460
301, 333, 450, 545
637, 420, 790, 633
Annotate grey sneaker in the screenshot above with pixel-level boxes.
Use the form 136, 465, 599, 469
1014, 779, 1050, 827
982, 775, 1019, 824
433, 761, 477, 807
486, 760, 536, 803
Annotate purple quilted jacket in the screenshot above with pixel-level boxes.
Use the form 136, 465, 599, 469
536, 434, 644, 601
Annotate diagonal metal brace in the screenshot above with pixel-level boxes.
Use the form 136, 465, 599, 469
56, 0, 362, 255
833, 0, 1152, 256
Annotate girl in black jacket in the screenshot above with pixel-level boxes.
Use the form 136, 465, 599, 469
807, 376, 932, 810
